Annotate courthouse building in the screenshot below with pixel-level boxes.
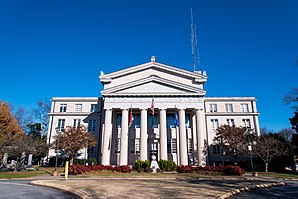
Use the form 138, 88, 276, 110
47, 57, 260, 166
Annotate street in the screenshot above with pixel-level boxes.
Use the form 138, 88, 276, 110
234, 180, 298, 199
0, 180, 75, 199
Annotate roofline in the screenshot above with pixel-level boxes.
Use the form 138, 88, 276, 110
99, 61, 207, 83
52, 97, 102, 102
204, 97, 257, 101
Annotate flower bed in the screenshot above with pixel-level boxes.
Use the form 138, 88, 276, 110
176, 165, 245, 176
68, 164, 132, 175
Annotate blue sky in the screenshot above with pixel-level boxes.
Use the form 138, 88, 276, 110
0, 0, 297, 131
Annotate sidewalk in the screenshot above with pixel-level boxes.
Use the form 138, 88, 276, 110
29, 174, 287, 199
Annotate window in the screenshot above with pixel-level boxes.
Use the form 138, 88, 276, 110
73, 119, 81, 128
115, 138, 120, 153
226, 119, 235, 126
212, 145, 221, 155
167, 138, 177, 153
130, 138, 140, 154
225, 104, 233, 112
88, 119, 96, 131
148, 115, 158, 128
116, 114, 122, 128
187, 138, 193, 153
57, 119, 65, 132
242, 119, 251, 128
90, 104, 97, 112
240, 104, 249, 112
59, 104, 67, 112
210, 104, 217, 112
74, 104, 82, 112
210, 119, 219, 132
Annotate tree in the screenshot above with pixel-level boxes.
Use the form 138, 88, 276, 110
283, 88, 298, 111
253, 132, 292, 172
0, 100, 24, 150
289, 112, 298, 133
32, 99, 51, 138
215, 125, 247, 165
12, 106, 33, 133
277, 128, 296, 141
50, 126, 96, 165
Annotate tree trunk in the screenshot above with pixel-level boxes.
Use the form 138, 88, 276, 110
265, 162, 269, 172
70, 158, 74, 165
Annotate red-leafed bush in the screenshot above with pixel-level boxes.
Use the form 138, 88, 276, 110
222, 165, 245, 176
68, 164, 90, 175
176, 165, 245, 176
176, 165, 192, 173
68, 164, 132, 175
120, 165, 132, 173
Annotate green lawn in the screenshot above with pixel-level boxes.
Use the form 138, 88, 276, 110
256, 172, 298, 179
0, 170, 46, 179
0, 166, 64, 179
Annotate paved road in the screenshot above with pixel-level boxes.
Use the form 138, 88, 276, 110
234, 181, 298, 199
0, 180, 75, 199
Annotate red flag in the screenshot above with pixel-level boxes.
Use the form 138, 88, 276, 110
129, 108, 134, 127
151, 98, 154, 115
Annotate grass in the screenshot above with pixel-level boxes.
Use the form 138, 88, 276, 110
0, 166, 65, 179
0, 170, 46, 179
255, 172, 298, 179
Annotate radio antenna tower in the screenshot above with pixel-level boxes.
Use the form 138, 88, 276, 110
191, 8, 200, 71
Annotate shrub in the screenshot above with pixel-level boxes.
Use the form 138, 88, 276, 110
158, 160, 176, 171
176, 165, 245, 176
223, 165, 245, 176
133, 160, 150, 171
120, 165, 132, 173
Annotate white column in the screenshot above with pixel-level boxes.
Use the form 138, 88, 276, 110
140, 109, 148, 161
119, 109, 129, 165
191, 113, 197, 164
101, 109, 112, 165
254, 116, 260, 136
159, 109, 167, 160
196, 108, 206, 166
179, 109, 188, 165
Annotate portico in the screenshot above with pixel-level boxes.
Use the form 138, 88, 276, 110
99, 57, 208, 166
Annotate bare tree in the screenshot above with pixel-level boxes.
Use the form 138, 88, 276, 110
50, 125, 96, 165
12, 106, 33, 133
283, 88, 298, 111
278, 128, 296, 141
33, 99, 51, 137
253, 133, 292, 172
215, 125, 247, 165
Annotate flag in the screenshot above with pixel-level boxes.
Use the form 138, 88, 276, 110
129, 108, 134, 127
151, 98, 154, 115
174, 109, 179, 127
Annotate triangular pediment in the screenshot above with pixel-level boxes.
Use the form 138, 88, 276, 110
100, 59, 207, 97
101, 75, 206, 96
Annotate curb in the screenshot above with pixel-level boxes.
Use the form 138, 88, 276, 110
216, 181, 285, 199
31, 180, 91, 199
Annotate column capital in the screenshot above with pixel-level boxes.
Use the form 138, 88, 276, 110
140, 108, 147, 112
121, 108, 128, 111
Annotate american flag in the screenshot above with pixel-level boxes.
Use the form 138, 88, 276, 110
128, 108, 134, 127
151, 98, 154, 115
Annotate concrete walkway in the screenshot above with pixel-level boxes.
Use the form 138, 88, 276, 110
28, 174, 288, 199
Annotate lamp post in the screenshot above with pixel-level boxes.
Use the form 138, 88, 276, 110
54, 126, 61, 172
246, 128, 255, 175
